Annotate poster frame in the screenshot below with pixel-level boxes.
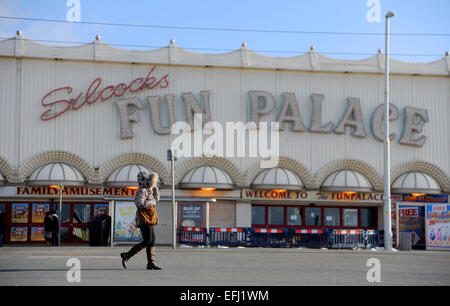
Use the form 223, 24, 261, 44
112, 201, 142, 245
425, 204, 450, 251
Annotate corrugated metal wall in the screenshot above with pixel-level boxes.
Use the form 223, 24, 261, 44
0, 57, 448, 183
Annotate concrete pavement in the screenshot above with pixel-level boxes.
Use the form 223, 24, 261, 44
0, 246, 449, 286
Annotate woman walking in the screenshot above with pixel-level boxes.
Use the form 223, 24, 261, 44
120, 170, 162, 270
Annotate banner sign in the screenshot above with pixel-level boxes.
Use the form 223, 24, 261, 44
14, 186, 137, 198
401, 194, 448, 203
242, 190, 383, 203
426, 204, 450, 250
113, 201, 142, 243
398, 205, 425, 248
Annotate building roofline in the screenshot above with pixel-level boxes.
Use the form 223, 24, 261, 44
1, 36, 449, 76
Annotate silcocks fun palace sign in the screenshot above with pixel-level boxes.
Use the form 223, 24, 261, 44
40, 66, 430, 147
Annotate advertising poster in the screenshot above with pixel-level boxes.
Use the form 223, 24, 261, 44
114, 201, 141, 242
398, 205, 425, 248
10, 227, 28, 242
73, 227, 89, 241
31, 227, 45, 241
32, 203, 49, 223
403, 194, 448, 203
178, 202, 205, 228
426, 204, 450, 250
11, 203, 29, 223
94, 203, 109, 216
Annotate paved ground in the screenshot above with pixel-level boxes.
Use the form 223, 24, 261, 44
0, 245, 449, 286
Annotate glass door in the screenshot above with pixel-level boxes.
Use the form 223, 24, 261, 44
72, 204, 91, 242
30, 203, 50, 242
61, 203, 93, 243
10, 203, 30, 243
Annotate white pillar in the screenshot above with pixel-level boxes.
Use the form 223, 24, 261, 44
236, 202, 252, 227
383, 11, 395, 251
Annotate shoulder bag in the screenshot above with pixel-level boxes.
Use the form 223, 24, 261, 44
138, 205, 159, 226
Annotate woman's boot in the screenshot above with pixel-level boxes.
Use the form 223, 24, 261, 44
121, 243, 144, 269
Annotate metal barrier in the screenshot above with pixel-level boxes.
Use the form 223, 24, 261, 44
329, 229, 366, 248
288, 229, 329, 248
364, 230, 384, 248
209, 227, 249, 247
248, 228, 288, 247
176, 226, 382, 249
177, 227, 208, 246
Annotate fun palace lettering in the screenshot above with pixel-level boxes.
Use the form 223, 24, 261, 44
40, 68, 429, 147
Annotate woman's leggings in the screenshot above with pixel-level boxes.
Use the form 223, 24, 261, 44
126, 225, 156, 260
139, 225, 155, 248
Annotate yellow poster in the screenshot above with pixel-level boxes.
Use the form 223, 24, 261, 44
31, 227, 45, 241
10, 227, 28, 242
32, 203, 49, 223
11, 203, 28, 223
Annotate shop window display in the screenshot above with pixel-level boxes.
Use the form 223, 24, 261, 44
344, 209, 359, 227
268, 206, 284, 226
324, 208, 340, 226
305, 207, 322, 226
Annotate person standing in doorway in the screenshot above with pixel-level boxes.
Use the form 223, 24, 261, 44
50, 210, 60, 246
44, 211, 53, 246
120, 171, 162, 270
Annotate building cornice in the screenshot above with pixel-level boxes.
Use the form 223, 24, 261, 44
0, 35, 449, 76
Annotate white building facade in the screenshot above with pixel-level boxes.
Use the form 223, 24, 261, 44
0, 34, 449, 246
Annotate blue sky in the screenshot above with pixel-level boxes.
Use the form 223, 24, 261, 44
0, 0, 448, 62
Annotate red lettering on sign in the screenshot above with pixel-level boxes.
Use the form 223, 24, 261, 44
99, 85, 115, 101
85, 78, 102, 105
245, 190, 254, 198
399, 208, 419, 217
128, 78, 144, 93
40, 66, 170, 121
40, 87, 76, 121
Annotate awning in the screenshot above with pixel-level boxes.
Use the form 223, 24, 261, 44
105, 164, 155, 187
27, 162, 85, 186
392, 171, 441, 194
179, 166, 234, 190
251, 167, 304, 190
321, 170, 373, 192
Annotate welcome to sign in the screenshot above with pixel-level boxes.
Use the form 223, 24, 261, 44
242, 189, 384, 203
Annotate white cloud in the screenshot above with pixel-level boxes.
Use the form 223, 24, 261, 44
0, 1, 25, 38
0, 0, 89, 45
